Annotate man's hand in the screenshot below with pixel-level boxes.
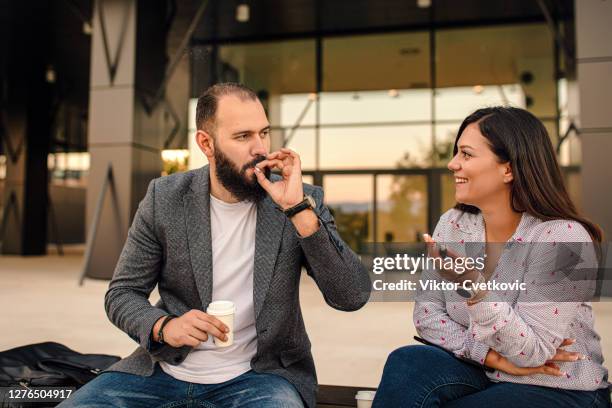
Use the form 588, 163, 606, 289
152, 310, 229, 348
254, 148, 304, 210
255, 148, 319, 237
484, 339, 584, 377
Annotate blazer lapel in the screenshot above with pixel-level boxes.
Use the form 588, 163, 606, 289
253, 196, 286, 319
183, 166, 213, 310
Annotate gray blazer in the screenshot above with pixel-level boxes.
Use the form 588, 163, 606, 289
104, 165, 371, 408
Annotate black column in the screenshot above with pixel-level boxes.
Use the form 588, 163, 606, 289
1, 1, 52, 255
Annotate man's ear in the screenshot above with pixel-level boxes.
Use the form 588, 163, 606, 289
196, 129, 214, 159
502, 162, 514, 184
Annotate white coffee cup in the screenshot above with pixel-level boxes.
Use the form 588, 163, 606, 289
206, 300, 235, 347
355, 390, 376, 408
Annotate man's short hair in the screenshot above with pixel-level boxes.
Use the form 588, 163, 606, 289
195, 83, 259, 134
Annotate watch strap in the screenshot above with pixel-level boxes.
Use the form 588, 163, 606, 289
283, 196, 313, 218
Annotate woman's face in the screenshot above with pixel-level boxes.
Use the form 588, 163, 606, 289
447, 123, 513, 209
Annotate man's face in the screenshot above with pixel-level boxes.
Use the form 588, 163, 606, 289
210, 95, 272, 202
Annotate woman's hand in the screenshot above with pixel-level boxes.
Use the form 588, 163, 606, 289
484, 339, 585, 377
422, 234, 479, 283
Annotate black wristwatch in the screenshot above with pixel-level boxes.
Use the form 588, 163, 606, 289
157, 315, 177, 345
283, 195, 316, 218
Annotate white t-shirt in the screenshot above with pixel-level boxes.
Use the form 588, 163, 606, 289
160, 194, 258, 383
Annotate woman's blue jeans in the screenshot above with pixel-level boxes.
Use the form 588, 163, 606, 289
373, 345, 610, 408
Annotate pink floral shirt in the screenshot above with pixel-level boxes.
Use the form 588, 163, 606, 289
414, 209, 608, 391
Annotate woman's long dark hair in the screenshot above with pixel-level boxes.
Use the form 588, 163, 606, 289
453, 106, 602, 243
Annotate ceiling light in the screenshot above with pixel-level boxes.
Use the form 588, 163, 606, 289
46, 66, 56, 84
417, 0, 431, 8
236, 4, 250, 23
82, 21, 92, 35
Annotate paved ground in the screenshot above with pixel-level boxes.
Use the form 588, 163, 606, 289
1, 247, 611, 388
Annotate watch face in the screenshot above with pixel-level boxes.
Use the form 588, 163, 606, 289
456, 288, 472, 298
306, 195, 316, 208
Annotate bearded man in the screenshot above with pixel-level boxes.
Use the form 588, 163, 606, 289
59, 83, 371, 408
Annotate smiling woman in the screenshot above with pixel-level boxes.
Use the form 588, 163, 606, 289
450, 107, 601, 243
372, 107, 610, 408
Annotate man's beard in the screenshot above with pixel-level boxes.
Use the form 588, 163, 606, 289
213, 145, 271, 203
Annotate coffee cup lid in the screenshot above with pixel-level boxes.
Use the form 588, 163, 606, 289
207, 300, 235, 315
355, 390, 376, 400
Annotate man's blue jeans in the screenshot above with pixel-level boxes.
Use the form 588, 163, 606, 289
57, 365, 304, 407
373, 345, 610, 408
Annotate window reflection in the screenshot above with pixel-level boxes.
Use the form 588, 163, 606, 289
323, 32, 431, 92
376, 175, 428, 243
564, 171, 582, 212
319, 90, 431, 124
441, 173, 457, 215
193, 21, 565, 249
320, 125, 431, 169
218, 40, 316, 95
284, 128, 316, 170
436, 24, 555, 119
434, 85, 525, 121
301, 175, 314, 186
434, 123, 461, 167
323, 175, 373, 253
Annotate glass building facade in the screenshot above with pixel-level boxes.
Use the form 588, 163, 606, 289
1, 1, 579, 253
186, 1, 579, 253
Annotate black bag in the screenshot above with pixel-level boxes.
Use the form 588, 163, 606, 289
0, 342, 120, 407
